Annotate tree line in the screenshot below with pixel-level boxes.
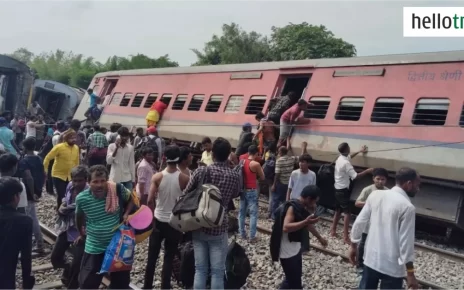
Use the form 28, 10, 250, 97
7, 22, 356, 88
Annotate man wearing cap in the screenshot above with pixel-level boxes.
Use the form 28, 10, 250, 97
235, 123, 254, 156
0, 117, 20, 156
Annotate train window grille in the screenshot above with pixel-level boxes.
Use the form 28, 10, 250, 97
305, 96, 331, 119
161, 94, 173, 106
460, 105, 464, 127
371, 97, 404, 124
120, 93, 133, 107
173, 94, 188, 110
188, 95, 205, 111
205, 95, 223, 112
131, 94, 145, 107
224, 95, 244, 114
110, 93, 122, 105
245, 95, 267, 115
335, 97, 365, 121
144, 94, 158, 108
412, 98, 449, 126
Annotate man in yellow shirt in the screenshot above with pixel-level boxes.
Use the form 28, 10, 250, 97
44, 130, 80, 210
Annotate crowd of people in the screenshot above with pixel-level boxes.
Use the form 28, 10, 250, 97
0, 91, 420, 290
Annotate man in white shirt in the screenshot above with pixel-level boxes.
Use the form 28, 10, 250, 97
28, 101, 44, 117
354, 167, 389, 271
106, 126, 135, 191
199, 137, 213, 166
331, 142, 373, 244
349, 167, 419, 290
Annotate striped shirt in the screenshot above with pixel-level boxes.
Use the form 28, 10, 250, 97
275, 155, 298, 184
136, 159, 155, 197
75, 186, 131, 254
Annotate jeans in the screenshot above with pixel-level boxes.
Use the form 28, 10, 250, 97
26, 202, 44, 249
280, 251, 303, 289
359, 265, 403, 289
121, 181, 133, 192
143, 219, 182, 289
53, 177, 69, 210
270, 181, 288, 219
238, 189, 258, 239
51, 232, 84, 289
358, 233, 368, 269
192, 231, 228, 290
79, 252, 130, 289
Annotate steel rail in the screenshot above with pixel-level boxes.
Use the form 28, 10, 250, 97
250, 222, 446, 289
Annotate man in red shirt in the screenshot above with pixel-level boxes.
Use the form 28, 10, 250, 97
278, 99, 310, 148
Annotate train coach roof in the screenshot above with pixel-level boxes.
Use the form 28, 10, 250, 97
95, 50, 464, 78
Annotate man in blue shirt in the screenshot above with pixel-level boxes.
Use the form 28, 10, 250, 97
0, 117, 20, 155
84, 89, 100, 120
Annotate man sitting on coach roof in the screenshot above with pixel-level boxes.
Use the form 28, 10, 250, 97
75, 165, 135, 289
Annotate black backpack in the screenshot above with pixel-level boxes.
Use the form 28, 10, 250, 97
38, 132, 60, 159
135, 136, 161, 162
179, 241, 195, 289
263, 155, 276, 181
224, 239, 251, 289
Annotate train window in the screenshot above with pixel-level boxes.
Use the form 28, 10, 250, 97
245, 96, 267, 115
304, 96, 331, 119
371, 97, 404, 124
172, 94, 188, 110
225, 95, 244, 114
110, 93, 122, 105
161, 94, 173, 106
188, 94, 205, 111
120, 93, 132, 107
205, 95, 223, 112
131, 93, 144, 107
412, 98, 449, 126
335, 97, 365, 121
144, 93, 158, 108
460, 104, 464, 127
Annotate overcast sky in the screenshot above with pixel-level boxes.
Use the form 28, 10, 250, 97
1, 0, 464, 66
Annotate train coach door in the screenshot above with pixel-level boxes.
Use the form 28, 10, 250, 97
280, 74, 312, 99
99, 78, 118, 105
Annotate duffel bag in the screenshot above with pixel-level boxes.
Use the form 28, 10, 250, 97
169, 167, 225, 232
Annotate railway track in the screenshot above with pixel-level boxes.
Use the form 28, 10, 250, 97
247, 221, 446, 289
35, 223, 141, 290
257, 198, 464, 264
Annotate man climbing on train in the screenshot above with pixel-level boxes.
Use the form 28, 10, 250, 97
145, 98, 168, 127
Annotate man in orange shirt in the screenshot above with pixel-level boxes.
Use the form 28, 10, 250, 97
146, 99, 168, 127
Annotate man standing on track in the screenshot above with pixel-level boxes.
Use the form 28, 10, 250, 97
76, 165, 134, 289
106, 126, 136, 191
0, 177, 35, 290
330, 142, 373, 244
349, 168, 419, 290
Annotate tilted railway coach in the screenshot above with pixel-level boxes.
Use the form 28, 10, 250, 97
73, 50, 464, 231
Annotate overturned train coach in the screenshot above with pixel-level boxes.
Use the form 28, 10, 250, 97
74, 50, 464, 231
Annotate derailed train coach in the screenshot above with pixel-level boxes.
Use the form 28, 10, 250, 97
0, 55, 34, 115
74, 50, 464, 232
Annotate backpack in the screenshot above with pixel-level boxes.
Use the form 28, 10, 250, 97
90, 106, 102, 120
135, 135, 162, 163
179, 241, 195, 288
233, 159, 246, 197
169, 167, 225, 232
38, 132, 60, 159
263, 155, 276, 181
224, 239, 251, 289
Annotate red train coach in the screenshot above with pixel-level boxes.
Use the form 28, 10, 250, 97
74, 50, 464, 230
